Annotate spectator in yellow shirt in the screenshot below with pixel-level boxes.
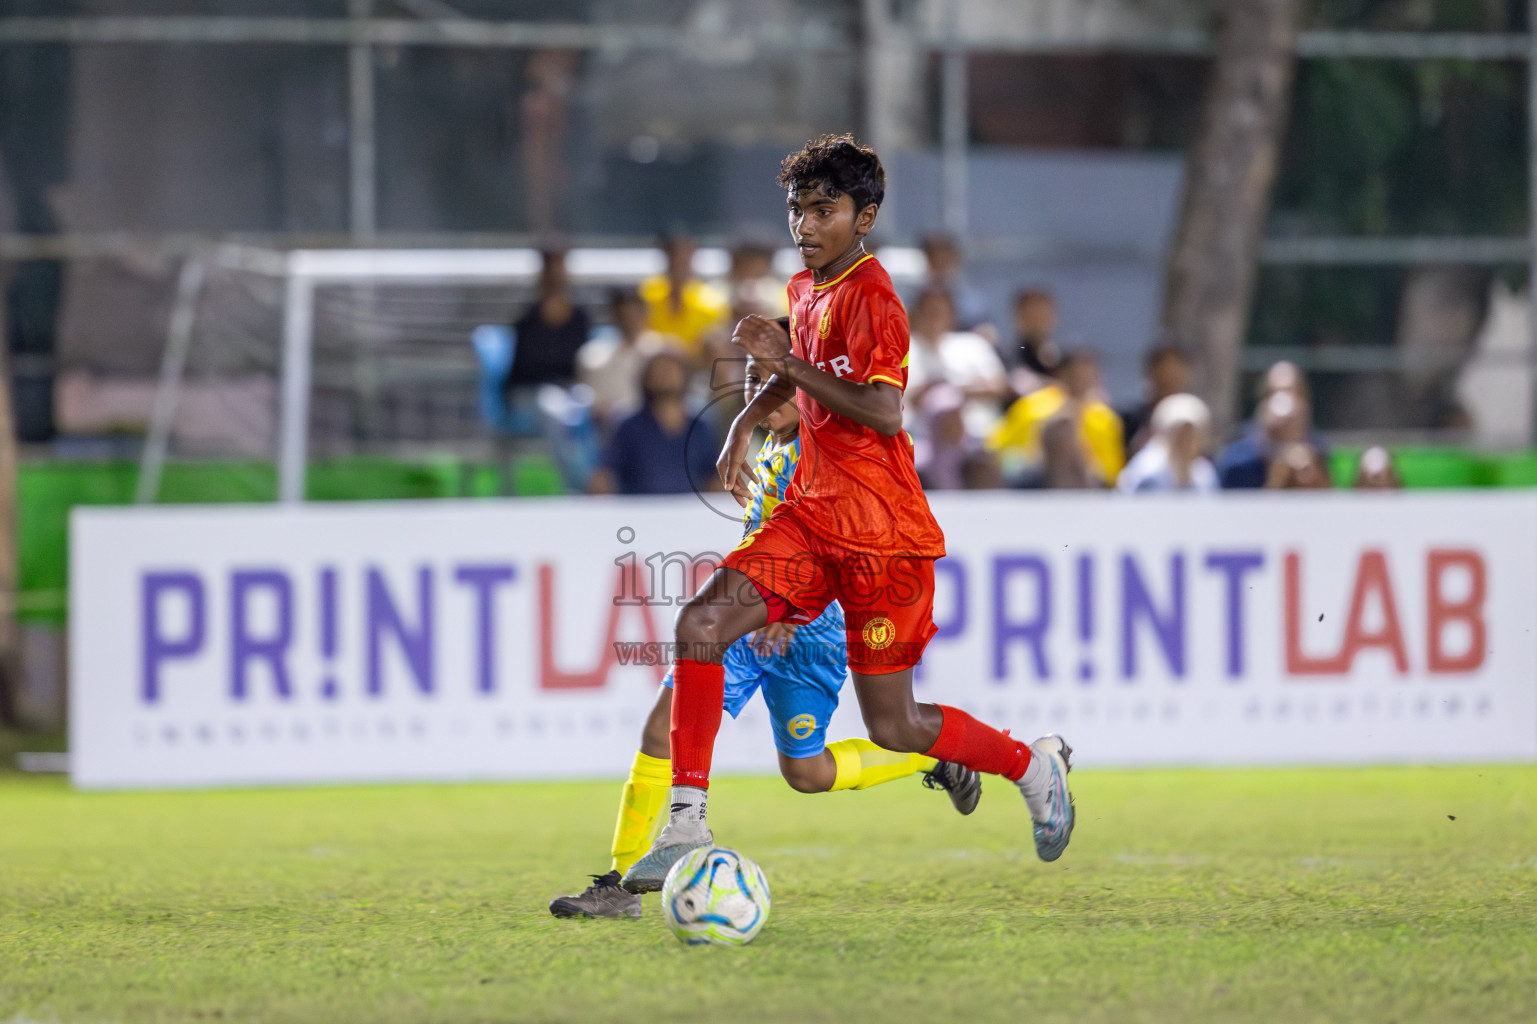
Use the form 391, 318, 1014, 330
639, 233, 729, 360
987, 350, 1125, 487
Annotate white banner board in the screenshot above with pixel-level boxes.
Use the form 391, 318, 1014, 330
70, 493, 1537, 788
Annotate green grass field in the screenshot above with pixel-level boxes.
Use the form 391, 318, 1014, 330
2, 762, 1533, 1024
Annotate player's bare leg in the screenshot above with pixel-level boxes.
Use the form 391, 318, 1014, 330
638, 688, 672, 759
776, 746, 979, 813
776, 749, 837, 792
852, 670, 1075, 861
621, 568, 769, 893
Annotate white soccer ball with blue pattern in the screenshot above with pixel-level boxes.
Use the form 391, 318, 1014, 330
660, 845, 771, 946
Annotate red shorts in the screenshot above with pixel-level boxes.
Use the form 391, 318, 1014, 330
721, 511, 938, 674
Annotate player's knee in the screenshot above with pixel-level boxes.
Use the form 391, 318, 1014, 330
780, 765, 824, 794
863, 709, 925, 754
778, 752, 831, 793
675, 598, 728, 653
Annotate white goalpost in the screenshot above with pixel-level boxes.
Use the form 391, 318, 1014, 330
138, 246, 691, 503
137, 243, 922, 504
274, 249, 549, 502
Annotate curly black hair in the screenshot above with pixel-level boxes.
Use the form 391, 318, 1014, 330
777, 133, 886, 212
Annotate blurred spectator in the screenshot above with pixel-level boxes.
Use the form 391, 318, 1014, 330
700, 231, 790, 392
1354, 446, 1403, 489
961, 448, 1004, 489
1007, 289, 1062, 391
914, 383, 999, 491
1041, 417, 1094, 489
987, 350, 1124, 487
727, 229, 788, 318
508, 250, 589, 391
904, 288, 1009, 439
1261, 361, 1313, 403
1265, 442, 1333, 489
640, 233, 729, 360
1215, 362, 1329, 488
1119, 343, 1193, 455
589, 352, 716, 495
577, 287, 665, 430
919, 234, 992, 331
1117, 393, 1218, 493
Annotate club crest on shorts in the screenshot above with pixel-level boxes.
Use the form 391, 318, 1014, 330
862, 616, 896, 650
787, 714, 816, 739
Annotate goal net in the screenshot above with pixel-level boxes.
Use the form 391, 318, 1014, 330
137, 245, 704, 501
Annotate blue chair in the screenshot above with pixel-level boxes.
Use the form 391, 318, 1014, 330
470, 324, 540, 436
469, 323, 599, 491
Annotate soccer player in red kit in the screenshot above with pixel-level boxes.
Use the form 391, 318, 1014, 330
620, 134, 1075, 893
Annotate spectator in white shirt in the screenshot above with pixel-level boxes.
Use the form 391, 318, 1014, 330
577, 287, 665, 431
1117, 393, 1219, 493
904, 288, 1010, 440
918, 234, 993, 331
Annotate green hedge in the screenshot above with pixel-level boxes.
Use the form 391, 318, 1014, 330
17, 448, 1535, 627
1327, 448, 1537, 489
16, 456, 565, 626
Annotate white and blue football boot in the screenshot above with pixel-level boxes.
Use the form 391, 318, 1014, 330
1018, 734, 1075, 862
620, 821, 714, 894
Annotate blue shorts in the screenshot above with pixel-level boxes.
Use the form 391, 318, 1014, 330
661, 602, 847, 758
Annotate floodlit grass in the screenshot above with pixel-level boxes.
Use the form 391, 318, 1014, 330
1, 764, 1533, 1023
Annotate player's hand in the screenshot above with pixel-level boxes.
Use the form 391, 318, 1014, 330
717, 417, 756, 507
751, 622, 798, 658
732, 314, 792, 364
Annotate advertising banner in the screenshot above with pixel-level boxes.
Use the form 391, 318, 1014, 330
70, 492, 1537, 788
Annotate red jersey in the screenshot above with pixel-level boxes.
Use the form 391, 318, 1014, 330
777, 255, 946, 558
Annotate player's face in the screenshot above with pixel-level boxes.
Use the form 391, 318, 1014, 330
744, 363, 798, 434
787, 186, 870, 271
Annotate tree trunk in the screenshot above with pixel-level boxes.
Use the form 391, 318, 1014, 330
1163, 0, 1307, 433
0, 343, 19, 729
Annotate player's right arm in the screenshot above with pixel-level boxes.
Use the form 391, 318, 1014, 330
732, 313, 903, 438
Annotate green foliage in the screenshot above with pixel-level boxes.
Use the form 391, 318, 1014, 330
13, 456, 562, 626
1310, 0, 1519, 33
1249, 265, 1406, 350
1253, 6, 1528, 362
1, 766, 1533, 1023
1272, 57, 1526, 238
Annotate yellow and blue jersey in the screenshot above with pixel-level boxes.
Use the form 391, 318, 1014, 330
742, 432, 799, 537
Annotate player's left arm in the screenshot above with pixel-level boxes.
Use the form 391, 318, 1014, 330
733, 315, 903, 437
717, 354, 796, 504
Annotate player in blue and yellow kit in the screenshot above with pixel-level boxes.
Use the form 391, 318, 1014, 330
550, 357, 981, 919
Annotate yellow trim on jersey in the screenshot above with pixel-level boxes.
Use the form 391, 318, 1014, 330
869, 373, 904, 388
811, 253, 875, 290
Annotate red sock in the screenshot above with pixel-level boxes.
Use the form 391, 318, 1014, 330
924, 705, 1032, 781
670, 659, 725, 789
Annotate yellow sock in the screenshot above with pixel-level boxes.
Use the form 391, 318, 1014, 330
609, 750, 671, 874
827, 738, 937, 792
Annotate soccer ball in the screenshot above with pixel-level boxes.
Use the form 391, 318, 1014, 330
660, 845, 771, 946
